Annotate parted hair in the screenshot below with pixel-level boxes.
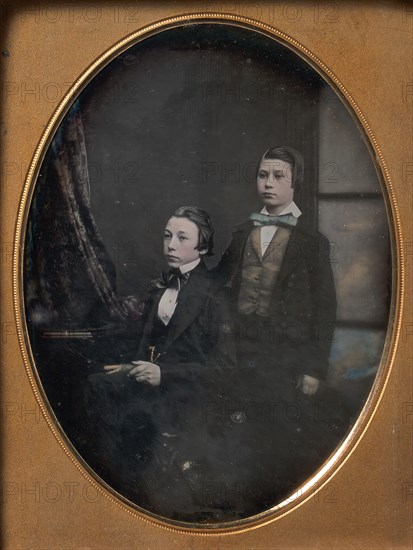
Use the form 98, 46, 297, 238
171, 205, 214, 256
260, 145, 304, 192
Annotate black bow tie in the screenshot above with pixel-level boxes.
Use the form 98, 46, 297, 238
159, 269, 191, 291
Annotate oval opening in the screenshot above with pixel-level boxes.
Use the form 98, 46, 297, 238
19, 20, 395, 528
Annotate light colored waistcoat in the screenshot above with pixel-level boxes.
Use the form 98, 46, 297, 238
238, 225, 292, 317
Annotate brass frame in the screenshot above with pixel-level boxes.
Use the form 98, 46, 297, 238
2, 4, 410, 546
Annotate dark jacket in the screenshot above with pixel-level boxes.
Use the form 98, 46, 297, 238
214, 218, 337, 380
135, 260, 234, 392
83, 260, 235, 501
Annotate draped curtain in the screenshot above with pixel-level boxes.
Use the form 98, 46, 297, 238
25, 100, 130, 332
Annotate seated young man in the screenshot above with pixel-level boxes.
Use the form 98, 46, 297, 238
83, 205, 235, 520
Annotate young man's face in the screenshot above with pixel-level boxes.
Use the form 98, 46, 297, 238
256, 158, 294, 214
163, 216, 201, 268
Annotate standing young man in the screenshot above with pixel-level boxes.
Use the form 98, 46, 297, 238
214, 146, 340, 505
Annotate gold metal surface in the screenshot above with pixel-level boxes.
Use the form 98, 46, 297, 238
2, 3, 411, 547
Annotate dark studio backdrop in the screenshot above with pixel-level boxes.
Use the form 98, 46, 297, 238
24, 23, 391, 491
81, 24, 322, 299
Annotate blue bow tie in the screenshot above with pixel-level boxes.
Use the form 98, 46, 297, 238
249, 212, 298, 229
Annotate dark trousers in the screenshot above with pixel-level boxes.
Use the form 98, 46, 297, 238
82, 370, 245, 520
210, 313, 349, 511
82, 372, 160, 497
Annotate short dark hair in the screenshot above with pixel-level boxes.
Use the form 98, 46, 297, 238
171, 205, 214, 256
260, 146, 304, 192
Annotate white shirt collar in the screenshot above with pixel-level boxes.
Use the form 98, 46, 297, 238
261, 201, 302, 218
179, 257, 201, 274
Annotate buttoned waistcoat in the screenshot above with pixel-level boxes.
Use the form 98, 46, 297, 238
213, 218, 337, 380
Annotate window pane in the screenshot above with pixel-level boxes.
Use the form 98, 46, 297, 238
319, 198, 390, 324
319, 86, 381, 194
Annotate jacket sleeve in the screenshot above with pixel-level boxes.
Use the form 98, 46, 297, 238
212, 230, 243, 289
303, 232, 337, 380
158, 289, 237, 395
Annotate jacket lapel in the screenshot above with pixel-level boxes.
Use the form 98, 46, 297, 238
136, 289, 163, 358
276, 222, 307, 286
163, 261, 212, 350
231, 220, 256, 272
249, 226, 263, 263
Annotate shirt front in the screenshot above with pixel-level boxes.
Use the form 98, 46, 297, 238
260, 201, 302, 256
157, 258, 201, 325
